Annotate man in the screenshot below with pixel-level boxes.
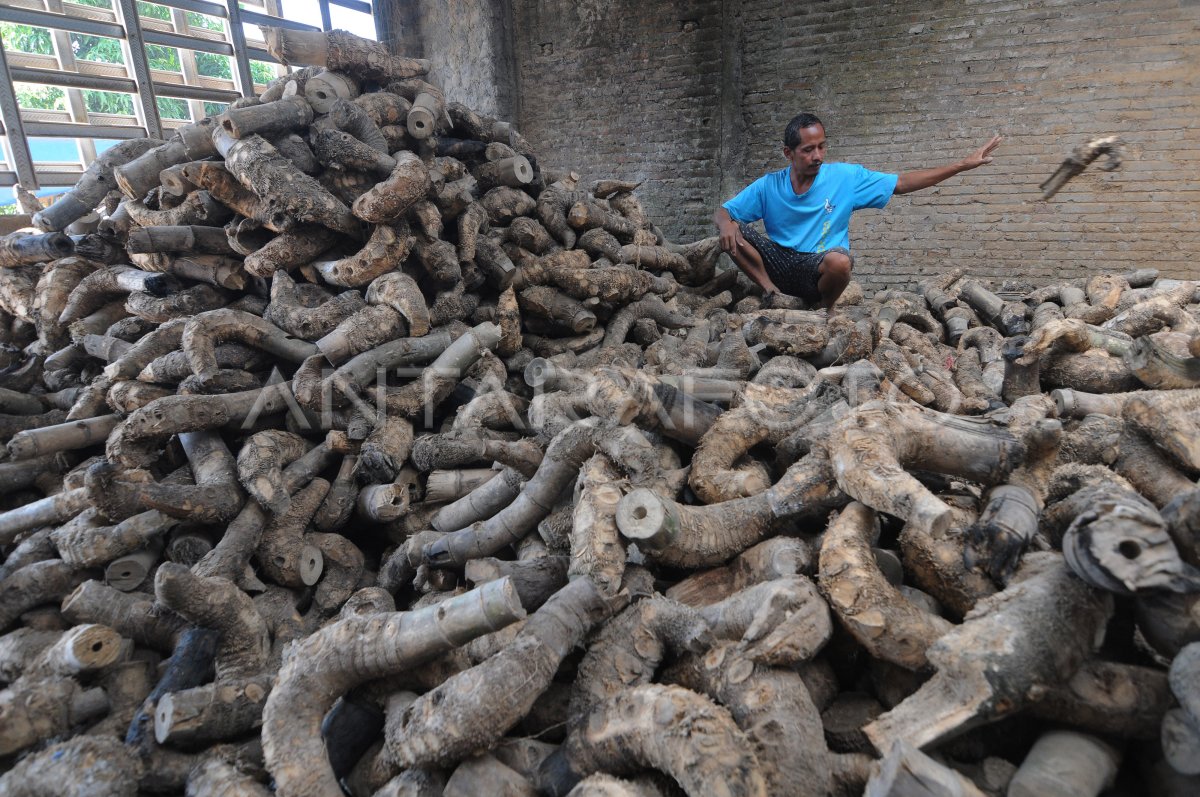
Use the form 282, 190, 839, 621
714, 113, 1002, 311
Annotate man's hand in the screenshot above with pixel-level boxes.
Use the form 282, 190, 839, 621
959, 134, 1003, 171
718, 218, 748, 255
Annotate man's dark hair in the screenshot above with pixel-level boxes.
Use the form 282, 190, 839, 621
784, 113, 824, 149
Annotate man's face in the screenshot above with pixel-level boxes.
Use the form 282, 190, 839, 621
784, 124, 827, 178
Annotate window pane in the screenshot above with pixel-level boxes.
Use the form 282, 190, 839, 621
29, 138, 82, 165
196, 52, 233, 80
13, 84, 66, 112
0, 23, 54, 55
72, 34, 126, 65
137, 2, 171, 22
158, 96, 190, 120
329, 6, 376, 40
83, 90, 135, 115
250, 60, 282, 86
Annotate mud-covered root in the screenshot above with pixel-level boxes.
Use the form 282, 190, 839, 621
154, 563, 269, 682
569, 454, 629, 598
663, 642, 832, 797
615, 452, 842, 570
818, 502, 951, 670
698, 575, 833, 666
366, 270, 431, 336
0, 735, 141, 797
829, 399, 1028, 538
544, 683, 767, 797
182, 308, 317, 381
236, 429, 313, 514
262, 578, 525, 797
385, 577, 613, 770
570, 594, 712, 717
186, 759, 272, 797
864, 553, 1112, 754
264, 271, 365, 341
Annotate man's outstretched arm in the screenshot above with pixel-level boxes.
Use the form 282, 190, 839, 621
894, 134, 1003, 195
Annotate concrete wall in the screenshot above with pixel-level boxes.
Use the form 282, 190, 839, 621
376, 0, 517, 120
387, 0, 1200, 289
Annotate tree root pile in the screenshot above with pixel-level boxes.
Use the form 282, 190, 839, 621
1, 26, 1199, 797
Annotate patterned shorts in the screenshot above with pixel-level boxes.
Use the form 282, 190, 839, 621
738, 223, 852, 305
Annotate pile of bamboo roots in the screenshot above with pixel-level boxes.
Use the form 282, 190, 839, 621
0, 26, 1198, 797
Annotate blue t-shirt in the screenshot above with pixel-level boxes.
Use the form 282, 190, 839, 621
722, 163, 898, 253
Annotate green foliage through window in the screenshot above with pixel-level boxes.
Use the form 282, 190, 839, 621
72, 34, 124, 64
83, 90, 134, 116
187, 12, 225, 34
196, 52, 233, 80
158, 96, 190, 120
0, 23, 53, 55
146, 44, 181, 72
250, 61, 278, 85
137, 2, 171, 22
14, 84, 65, 112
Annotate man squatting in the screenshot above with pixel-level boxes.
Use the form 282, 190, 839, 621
714, 113, 1003, 312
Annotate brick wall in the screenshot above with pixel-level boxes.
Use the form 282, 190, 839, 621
502, 0, 1200, 289
509, 0, 728, 244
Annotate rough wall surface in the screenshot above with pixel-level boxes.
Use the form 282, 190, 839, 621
388, 0, 517, 119
503, 0, 1200, 289
510, 0, 728, 244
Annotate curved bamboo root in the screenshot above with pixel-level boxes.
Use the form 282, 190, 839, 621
616, 452, 844, 569
183, 309, 317, 381
550, 683, 767, 797
316, 223, 415, 287
261, 579, 524, 797
863, 553, 1112, 753
386, 578, 612, 769
264, 274, 364, 343
154, 563, 269, 682
236, 430, 312, 514
819, 502, 952, 670
663, 643, 831, 797
829, 399, 1028, 537
699, 575, 833, 666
